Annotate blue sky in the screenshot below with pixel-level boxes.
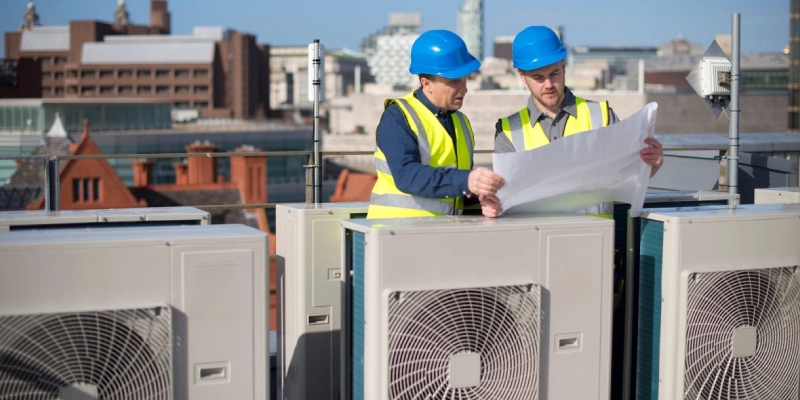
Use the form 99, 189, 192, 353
0, 0, 790, 57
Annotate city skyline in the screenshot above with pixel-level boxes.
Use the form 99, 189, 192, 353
0, 0, 790, 59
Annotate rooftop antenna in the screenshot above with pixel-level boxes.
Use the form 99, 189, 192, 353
685, 13, 740, 206
307, 39, 325, 203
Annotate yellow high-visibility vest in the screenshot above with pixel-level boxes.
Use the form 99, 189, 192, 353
368, 92, 474, 219
499, 97, 613, 217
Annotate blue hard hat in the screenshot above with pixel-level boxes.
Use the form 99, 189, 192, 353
409, 30, 480, 79
512, 26, 566, 71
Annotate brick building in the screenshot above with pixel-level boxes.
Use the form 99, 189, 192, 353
3, 0, 270, 119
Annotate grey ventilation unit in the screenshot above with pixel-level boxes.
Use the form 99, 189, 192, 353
0, 206, 209, 232
0, 223, 268, 400
754, 187, 800, 204
341, 214, 614, 400
276, 202, 368, 400
636, 203, 800, 399
611, 190, 738, 399
0, 306, 172, 399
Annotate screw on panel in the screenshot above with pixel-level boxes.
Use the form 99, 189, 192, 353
139, 216, 146, 221
102, 217, 109, 222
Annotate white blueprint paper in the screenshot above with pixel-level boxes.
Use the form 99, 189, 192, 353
494, 102, 658, 217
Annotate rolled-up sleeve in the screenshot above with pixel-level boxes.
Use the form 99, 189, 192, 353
376, 104, 471, 198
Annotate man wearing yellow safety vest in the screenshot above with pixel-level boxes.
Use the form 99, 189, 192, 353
367, 30, 505, 219
487, 26, 664, 218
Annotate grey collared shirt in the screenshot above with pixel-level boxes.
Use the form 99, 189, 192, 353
494, 87, 619, 153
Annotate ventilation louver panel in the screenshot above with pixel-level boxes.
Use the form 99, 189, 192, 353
388, 284, 539, 400
684, 267, 800, 400
0, 306, 172, 400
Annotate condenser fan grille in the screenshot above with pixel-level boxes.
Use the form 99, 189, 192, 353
0, 306, 172, 400
388, 284, 539, 400
684, 266, 800, 400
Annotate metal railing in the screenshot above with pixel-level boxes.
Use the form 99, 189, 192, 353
0, 147, 724, 212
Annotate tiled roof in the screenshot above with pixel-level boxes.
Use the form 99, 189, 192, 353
6, 137, 72, 187
329, 169, 376, 202
130, 186, 259, 229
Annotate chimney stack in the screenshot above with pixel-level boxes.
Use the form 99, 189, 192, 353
130, 158, 155, 187
150, 0, 170, 34
229, 145, 267, 204
185, 140, 219, 185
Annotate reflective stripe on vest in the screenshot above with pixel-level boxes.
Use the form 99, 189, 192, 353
499, 97, 612, 216
368, 92, 474, 218
500, 97, 609, 152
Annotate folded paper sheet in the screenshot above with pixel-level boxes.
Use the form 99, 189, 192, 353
494, 102, 658, 217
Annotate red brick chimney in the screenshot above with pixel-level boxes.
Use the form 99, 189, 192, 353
150, 0, 170, 34
130, 158, 155, 187
229, 145, 267, 204
173, 160, 188, 186
185, 140, 219, 185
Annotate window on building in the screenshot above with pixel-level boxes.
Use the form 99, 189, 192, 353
54, 57, 67, 65
175, 69, 190, 78
72, 178, 101, 203
100, 86, 114, 94
82, 179, 90, 201
67, 70, 77, 78
54, 72, 64, 79
155, 69, 170, 78
119, 86, 133, 94
156, 85, 170, 94
194, 69, 208, 78
39, 57, 51, 65
67, 86, 77, 94
194, 101, 208, 109
137, 85, 152, 94
118, 70, 133, 78
72, 179, 80, 202
55, 87, 64, 95
174, 101, 190, 108
175, 85, 190, 94
42, 72, 51, 80
194, 85, 208, 93
99, 70, 114, 78
137, 69, 152, 78
81, 86, 95, 94
92, 178, 100, 201
81, 70, 95, 78
42, 87, 51, 95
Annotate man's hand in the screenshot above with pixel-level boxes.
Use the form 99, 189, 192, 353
468, 167, 505, 196
479, 194, 502, 218
640, 138, 663, 177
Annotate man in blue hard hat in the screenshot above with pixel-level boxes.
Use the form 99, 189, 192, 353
491, 26, 663, 218
367, 30, 505, 219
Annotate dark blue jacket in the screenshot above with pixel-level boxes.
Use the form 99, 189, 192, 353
375, 89, 472, 199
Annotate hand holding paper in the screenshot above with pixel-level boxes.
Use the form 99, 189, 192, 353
493, 102, 658, 217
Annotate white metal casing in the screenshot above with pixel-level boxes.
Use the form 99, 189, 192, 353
754, 187, 800, 204
342, 214, 615, 400
638, 203, 800, 399
0, 206, 209, 231
0, 224, 268, 400
698, 57, 731, 97
276, 202, 369, 400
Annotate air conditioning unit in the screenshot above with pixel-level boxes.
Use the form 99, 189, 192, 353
0, 224, 268, 400
754, 187, 800, 204
610, 190, 738, 399
275, 202, 368, 400
341, 214, 614, 400
635, 203, 800, 400
0, 206, 209, 231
